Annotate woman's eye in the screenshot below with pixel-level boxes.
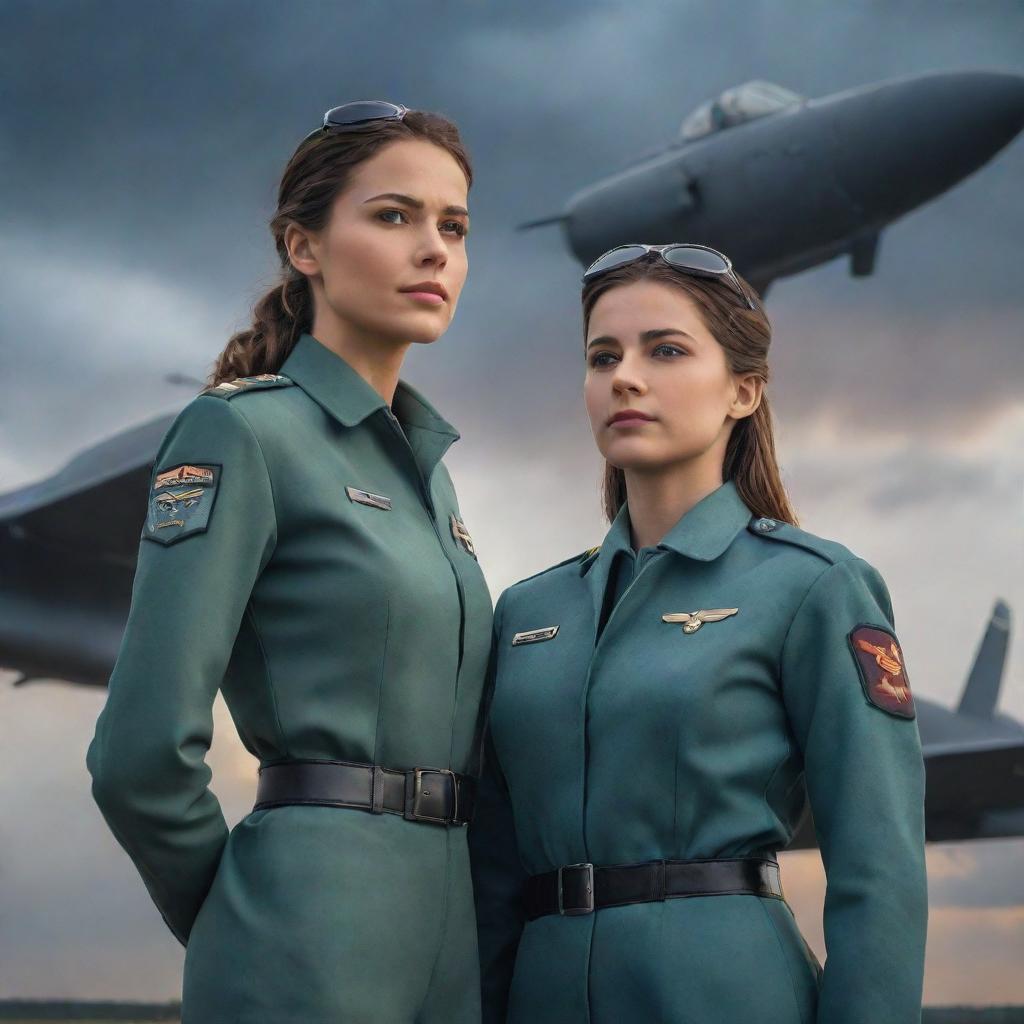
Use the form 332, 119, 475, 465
589, 351, 618, 368
378, 210, 467, 238
653, 343, 685, 357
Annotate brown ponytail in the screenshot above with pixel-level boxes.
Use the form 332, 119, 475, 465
207, 109, 473, 389
582, 258, 798, 527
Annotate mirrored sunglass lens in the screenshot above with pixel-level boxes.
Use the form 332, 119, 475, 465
325, 101, 402, 126
664, 246, 729, 274
585, 245, 649, 277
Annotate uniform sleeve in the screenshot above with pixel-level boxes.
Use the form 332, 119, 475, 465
468, 591, 529, 1024
779, 556, 927, 1023
85, 395, 277, 947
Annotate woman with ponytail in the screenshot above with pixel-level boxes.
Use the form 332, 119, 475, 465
87, 102, 493, 1023
469, 245, 927, 1023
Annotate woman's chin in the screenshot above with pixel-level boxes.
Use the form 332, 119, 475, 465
402, 314, 451, 346
601, 444, 673, 474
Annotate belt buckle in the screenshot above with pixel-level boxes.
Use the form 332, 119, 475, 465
557, 862, 595, 916
406, 767, 457, 824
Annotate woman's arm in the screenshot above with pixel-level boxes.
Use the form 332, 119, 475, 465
468, 591, 529, 1023
779, 556, 928, 1023
86, 393, 277, 947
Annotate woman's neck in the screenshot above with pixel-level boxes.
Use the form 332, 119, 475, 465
623, 457, 725, 550
310, 313, 409, 407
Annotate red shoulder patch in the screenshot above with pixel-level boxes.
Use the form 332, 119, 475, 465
847, 624, 915, 719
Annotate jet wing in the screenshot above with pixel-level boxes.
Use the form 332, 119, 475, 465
0, 413, 177, 565
923, 738, 1024, 841
784, 736, 1024, 850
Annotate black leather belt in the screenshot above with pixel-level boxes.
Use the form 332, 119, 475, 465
525, 855, 783, 919
253, 758, 476, 826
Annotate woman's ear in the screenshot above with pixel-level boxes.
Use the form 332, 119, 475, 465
730, 373, 764, 420
284, 222, 320, 279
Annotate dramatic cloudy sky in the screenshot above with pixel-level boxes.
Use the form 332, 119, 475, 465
2, 0, 1023, 1007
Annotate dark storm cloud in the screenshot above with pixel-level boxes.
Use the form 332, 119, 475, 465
862, 449, 1007, 513
756, 434, 1015, 517
1, 0, 1022, 473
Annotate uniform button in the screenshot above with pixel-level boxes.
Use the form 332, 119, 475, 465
755, 518, 778, 533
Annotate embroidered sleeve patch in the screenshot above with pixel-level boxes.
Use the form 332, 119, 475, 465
143, 463, 221, 546
847, 624, 915, 719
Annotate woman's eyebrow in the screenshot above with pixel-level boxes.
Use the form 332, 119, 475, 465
587, 328, 695, 350
641, 328, 696, 343
362, 192, 469, 217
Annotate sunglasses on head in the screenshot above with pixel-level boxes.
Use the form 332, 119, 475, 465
583, 243, 757, 311
301, 100, 410, 144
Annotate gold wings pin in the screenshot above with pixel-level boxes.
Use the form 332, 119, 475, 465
662, 608, 739, 634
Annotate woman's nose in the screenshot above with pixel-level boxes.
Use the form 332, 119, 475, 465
417, 228, 448, 267
612, 360, 646, 394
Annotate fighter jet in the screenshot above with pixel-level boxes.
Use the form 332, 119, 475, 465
522, 70, 1024, 295
2, 429, 1023, 847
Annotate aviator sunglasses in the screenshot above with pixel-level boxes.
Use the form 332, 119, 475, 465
583, 243, 757, 311
301, 100, 410, 144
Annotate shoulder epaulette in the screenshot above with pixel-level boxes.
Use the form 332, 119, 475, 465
746, 515, 854, 566
203, 373, 294, 399
509, 547, 597, 589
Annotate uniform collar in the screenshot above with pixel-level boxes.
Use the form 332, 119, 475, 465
280, 331, 460, 441
580, 479, 753, 577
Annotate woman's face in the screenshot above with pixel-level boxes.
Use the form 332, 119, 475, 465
583, 279, 761, 474
290, 138, 470, 347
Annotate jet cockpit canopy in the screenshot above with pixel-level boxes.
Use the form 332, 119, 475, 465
680, 80, 805, 141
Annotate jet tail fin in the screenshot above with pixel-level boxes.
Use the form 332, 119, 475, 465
957, 599, 1011, 719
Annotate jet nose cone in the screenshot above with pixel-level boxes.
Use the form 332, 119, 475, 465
943, 70, 1024, 152
830, 70, 1024, 218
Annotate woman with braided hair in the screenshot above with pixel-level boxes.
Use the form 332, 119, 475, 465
88, 102, 493, 1023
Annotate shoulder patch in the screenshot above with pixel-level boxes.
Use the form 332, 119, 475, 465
848, 624, 915, 719
143, 462, 221, 546
204, 373, 293, 399
746, 515, 853, 566
509, 548, 596, 589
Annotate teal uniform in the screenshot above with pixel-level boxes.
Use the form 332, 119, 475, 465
87, 331, 493, 1023
469, 480, 927, 1024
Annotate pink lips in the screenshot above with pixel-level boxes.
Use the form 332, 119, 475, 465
402, 291, 445, 306
608, 410, 655, 427
399, 281, 448, 305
